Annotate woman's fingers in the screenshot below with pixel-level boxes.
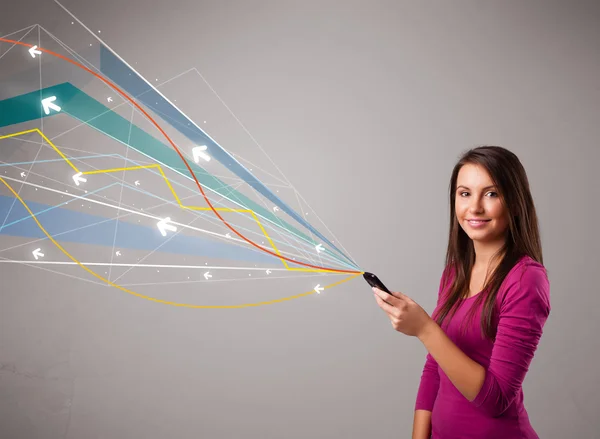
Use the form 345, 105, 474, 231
393, 291, 412, 302
372, 287, 408, 303
374, 292, 397, 316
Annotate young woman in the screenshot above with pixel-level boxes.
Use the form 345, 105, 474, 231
373, 146, 551, 439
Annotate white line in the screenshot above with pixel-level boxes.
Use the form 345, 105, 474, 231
1, 24, 37, 40
0, 176, 345, 267
119, 272, 331, 287
225, 153, 290, 188
0, 175, 233, 238
0, 258, 108, 287
294, 187, 360, 267
0, 25, 37, 61
107, 104, 135, 282
0, 259, 336, 272
39, 25, 103, 76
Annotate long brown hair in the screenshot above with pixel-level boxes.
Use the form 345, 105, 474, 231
434, 146, 544, 340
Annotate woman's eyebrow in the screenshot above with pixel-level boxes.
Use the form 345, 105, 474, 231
456, 185, 496, 190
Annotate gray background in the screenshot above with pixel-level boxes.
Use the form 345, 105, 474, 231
1, 0, 599, 438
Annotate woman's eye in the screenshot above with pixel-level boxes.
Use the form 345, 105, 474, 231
458, 191, 497, 197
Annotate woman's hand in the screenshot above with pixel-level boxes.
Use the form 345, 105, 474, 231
372, 287, 434, 338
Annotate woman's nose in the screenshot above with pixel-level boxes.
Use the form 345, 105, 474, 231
469, 198, 484, 213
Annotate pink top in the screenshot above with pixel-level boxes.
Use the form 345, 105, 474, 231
415, 255, 551, 439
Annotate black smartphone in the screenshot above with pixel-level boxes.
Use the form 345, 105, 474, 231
363, 271, 391, 294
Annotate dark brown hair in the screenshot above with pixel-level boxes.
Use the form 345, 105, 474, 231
434, 146, 544, 340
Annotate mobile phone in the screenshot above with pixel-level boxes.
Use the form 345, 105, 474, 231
363, 271, 391, 294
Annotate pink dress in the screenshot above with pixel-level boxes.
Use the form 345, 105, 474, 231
415, 255, 551, 438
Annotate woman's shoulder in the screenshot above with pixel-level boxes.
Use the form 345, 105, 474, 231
499, 255, 551, 311
507, 254, 548, 285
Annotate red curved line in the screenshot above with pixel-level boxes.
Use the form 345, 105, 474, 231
0, 37, 360, 274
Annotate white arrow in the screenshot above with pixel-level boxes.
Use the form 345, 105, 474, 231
225, 233, 231, 239
32, 248, 44, 260
192, 145, 211, 162
115, 251, 121, 256
134, 180, 140, 186
314, 284, 324, 294
157, 217, 177, 236
266, 269, 271, 275
204, 271, 212, 280
107, 97, 113, 103
41, 96, 61, 115
20, 172, 26, 178
29, 45, 42, 58
72, 172, 87, 186
273, 206, 280, 212
315, 243, 324, 253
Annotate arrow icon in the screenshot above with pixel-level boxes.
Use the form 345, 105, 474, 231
204, 271, 212, 280
29, 45, 42, 58
134, 180, 140, 186
41, 96, 61, 115
315, 243, 324, 253
115, 251, 121, 256
192, 145, 211, 163
266, 269, 271, 275
107, 97, 113, 103
157, 217, 177, 236
273, 206, 280, 212
20, 172, 26, 178
72, 172, 87, 186
314, 284, 324, 294
32, 248, 44, 260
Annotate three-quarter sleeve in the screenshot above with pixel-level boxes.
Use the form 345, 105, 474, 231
471, 263, 551, 417
414, 267, 451, 411
415, 352, 441, 411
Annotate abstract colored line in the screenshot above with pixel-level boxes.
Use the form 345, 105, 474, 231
0, 176, 361, 308
0, 128, 344, 272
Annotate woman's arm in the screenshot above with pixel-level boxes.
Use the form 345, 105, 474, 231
412, 410, 432, 439
417, 321, 485, 401
417, 265, 551, 415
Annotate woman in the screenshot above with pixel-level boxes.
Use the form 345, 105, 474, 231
373, 146, 551, 439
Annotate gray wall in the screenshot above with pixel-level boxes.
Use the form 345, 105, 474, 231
1, 0, 599, 438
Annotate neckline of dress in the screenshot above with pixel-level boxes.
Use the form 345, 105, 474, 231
463, 291, 482, 301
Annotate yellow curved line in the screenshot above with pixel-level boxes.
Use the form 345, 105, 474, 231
0, 176, 362, 308
0, 128, 342, 274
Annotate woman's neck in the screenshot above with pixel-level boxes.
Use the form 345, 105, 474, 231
472, 240, 506, 271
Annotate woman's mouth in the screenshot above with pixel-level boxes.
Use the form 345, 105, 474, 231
467, 219, 491, 228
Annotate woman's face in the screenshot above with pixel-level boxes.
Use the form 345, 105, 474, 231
455, 163, 510, 245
